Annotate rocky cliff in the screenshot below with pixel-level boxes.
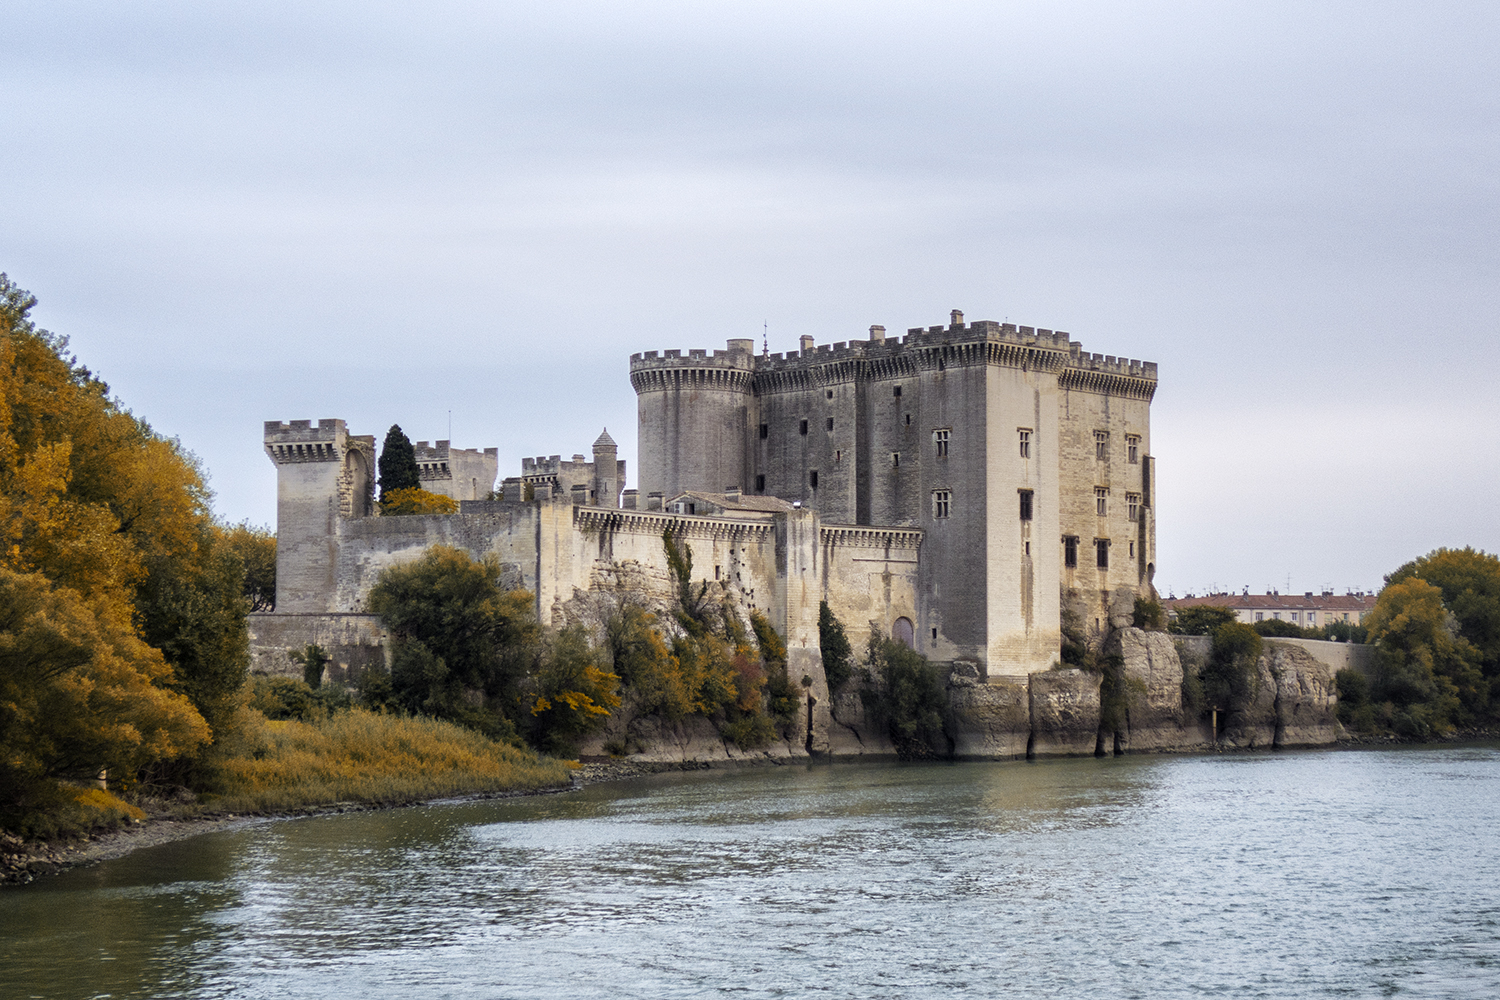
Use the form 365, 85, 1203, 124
577, 629, 1351, 764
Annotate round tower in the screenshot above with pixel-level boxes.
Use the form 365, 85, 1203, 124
630, 339, 756, 501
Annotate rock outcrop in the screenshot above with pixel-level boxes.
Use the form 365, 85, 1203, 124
1106, 627, 1197, 751
948, 675, 1030, 758
1028, 668, 1102, 757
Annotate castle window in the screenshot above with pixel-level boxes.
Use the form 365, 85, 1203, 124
892, 452, 900, 467
1064, 535, 1078, 568
1018, 428, 1031, 459
1095, 431, 1109, 460
800, 419, 808, 436
809, 470, 819, 489
905, 414, 911, 426
932, 490, 951, 519
1095, 488, 1108, 517
826, 417, 834, 431
1129, 540, 1135, 558
826, 390, 833, 399
1096, 539, 1110, 569
1127, 435, 1140, 464
759, 423, 768, 439
934, 428, 950, 458
893, 386, 902, 398
1127, 492, 1140, 520
755, 474, 765, 492
1019, 489, 1033, 521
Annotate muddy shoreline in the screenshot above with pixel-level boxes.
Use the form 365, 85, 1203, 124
0, 758, 721, 886
7, 735, 1496, 886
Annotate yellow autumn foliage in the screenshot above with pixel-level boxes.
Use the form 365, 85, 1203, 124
380, 486, 459, 516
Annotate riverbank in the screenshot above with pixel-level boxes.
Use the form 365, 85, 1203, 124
0, 758, 723, 885
8, 732, 1499, 886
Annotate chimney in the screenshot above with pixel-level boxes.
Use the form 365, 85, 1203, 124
869, 325, 886, 342
950, 309, 964, 327
727, 338, 754, 354
724, 487, 741, 504
800, 335, 815, 355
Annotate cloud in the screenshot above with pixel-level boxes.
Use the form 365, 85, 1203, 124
4, 0, 1498, 590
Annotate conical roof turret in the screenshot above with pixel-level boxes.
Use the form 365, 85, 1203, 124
593, 428, 617, 449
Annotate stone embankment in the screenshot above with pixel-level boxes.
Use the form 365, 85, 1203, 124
582, 630, 1364, 763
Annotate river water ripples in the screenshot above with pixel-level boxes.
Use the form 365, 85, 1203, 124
3, 746, 1499, 998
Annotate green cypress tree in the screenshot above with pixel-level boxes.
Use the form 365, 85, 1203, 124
378, 425, 420, 499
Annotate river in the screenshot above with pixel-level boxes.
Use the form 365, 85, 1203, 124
3, 746, 1499, 999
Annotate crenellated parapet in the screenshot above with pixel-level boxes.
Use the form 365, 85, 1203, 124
630, 315, 1147, 397
628, 347, 757, 394
1059, 351, 1159, 400
264, 419, 349, 464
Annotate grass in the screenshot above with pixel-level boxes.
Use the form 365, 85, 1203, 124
202, 708, 574, 814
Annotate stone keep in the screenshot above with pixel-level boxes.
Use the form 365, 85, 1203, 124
631, 311, 1158, 677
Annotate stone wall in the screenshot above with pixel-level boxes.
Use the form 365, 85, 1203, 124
247, 612, 387, 685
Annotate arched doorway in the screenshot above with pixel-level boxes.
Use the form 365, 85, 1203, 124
892, 616, 915, 649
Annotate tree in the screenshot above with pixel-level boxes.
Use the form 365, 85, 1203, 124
523, 626, 620, 754
134, 521, 252, 738
289, 644, 330, 689
1252, 618, 1306, 638
380, 486, 458, 516
1365, 577, 1479, 731
862, 630, 947, 757
1, 274, 246, 817
1169, 605, 1239, 636
1385, 548, 1500, 682
1200, 621, 1262, 713
378, 425, 420, 499
222, 522, 276, 612
0, 566, 210, 820
605, 604, 695, 720
818, 601, 853, 692
367, 545, 540, 738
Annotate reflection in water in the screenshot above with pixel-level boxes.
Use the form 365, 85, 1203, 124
4, 748, 1499, 999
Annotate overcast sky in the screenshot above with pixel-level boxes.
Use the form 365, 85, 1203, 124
5, 1, 1497, 598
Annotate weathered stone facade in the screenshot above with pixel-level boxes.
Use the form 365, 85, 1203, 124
631, 311, 1158, 678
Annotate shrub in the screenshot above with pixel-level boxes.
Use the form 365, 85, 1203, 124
1335, 668, 1372, 731
206, 709, 572, 814
1132, 597, 1166, 631
721, 713, 777, 750
818, 602, 854, 691
248, 675, 351, 722
1199, 622, 1263, 714
3, 784, 146, 840
380, 487, 459, 516
525, 626, 620, 755
288, 643, 330, 688
862, 631, 947, 757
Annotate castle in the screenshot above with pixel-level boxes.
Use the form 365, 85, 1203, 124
250, 311, 1159, 752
